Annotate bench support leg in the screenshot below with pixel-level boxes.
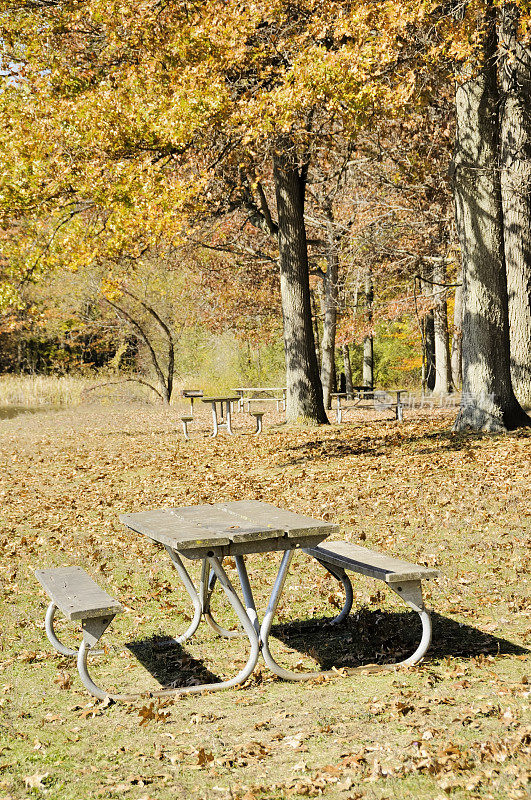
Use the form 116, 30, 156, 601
316, 561, 354, 625
45, 602, 78, 657
182, 420, 190, 440
388, 579, 432, 665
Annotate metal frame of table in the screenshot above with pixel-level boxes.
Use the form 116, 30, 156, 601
232, 388, 287, 413
201, 396, 240, 436
331, 389, 405, 423
73, 501, 333, 700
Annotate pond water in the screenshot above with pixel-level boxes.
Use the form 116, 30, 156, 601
0, 405, 57, 420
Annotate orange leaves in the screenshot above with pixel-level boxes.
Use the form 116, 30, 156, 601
138, 699, 173, 726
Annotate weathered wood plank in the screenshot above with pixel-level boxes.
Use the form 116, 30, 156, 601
169, 505, 284, 544
219, 500, 337, 539
120, 502, 334, 553
119, 509, 232, 550
304, 541, 439, 583
201, 396, 240, 403
35, 567, 123, 621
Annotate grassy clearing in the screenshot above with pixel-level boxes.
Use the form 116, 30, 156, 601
0, 375, 94, 407
0, 403, 529, 800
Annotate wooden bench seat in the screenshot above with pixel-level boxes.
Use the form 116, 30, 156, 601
35, 566, 123, 620
303, 541, 438, 584
302, 540, 438, 666
36, 567, 123, 699
180, 415, 193, 439
250, 410, 265, 434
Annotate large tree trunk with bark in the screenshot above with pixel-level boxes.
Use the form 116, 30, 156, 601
453, 6, 530, 431
421, 264, 436, 392
362, 270, 374, 389
499, 4, 531, 408
320, 239, 339, 409
273, 149, 329, 424
342, 344, 353, 398
433, 260, 453, 394
451, 269, 463, 389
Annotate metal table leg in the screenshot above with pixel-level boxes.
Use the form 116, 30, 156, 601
76, 556, 260, 701
225, 401, 234, 434
210, 402, 219, 437
202, 560, 244, 639
164, 546, 203, 644
260, 550, 338, 681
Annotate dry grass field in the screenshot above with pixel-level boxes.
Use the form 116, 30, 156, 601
0, 401, 529, 800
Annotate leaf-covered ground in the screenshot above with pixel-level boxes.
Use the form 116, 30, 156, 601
1, 402, 529, 800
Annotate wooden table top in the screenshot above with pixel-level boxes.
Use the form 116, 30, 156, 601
232, 387, 286, 392
201, 395, 241, 403
120, 501, 337, 558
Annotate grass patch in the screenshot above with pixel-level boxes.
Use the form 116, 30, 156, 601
0, 403, 529, 799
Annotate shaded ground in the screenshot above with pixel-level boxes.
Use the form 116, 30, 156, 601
0, 402, 529, 800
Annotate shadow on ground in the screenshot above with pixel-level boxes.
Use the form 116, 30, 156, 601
126, 635, 220, 688
271, 610, 528, 669
282, 427, 517, 465
125, 612, 528, 687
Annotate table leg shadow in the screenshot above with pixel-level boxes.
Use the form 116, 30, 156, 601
126, 634, 220, 688
269, 610, 528, 670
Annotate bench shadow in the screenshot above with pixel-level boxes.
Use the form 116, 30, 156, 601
126, 634, 220, 688
270, 610, 528, 670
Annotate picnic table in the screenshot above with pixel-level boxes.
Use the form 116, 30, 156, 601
232, 387, 287, 413
331, 389, 406, 423
181, 388, 203, 416
201, 395, 240, 436
36, 502, 437, 700
119, 501, 335, 694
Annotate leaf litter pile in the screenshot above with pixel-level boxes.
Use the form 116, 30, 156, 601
0, 402, 529, 800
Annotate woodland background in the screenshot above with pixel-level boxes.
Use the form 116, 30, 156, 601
3, 0, 530, 422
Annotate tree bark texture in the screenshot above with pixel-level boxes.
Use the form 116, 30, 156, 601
451, 269, 463, 389
362, 270, 374, 389
433, 260, 453, 394
273, 150, 329, 424
499, 4, 531, 408
453, 6, 530, 431
421, 264, 436, 392
342, 344, 354, 398
320, 240, 339, 409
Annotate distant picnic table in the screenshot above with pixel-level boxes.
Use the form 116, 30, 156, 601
331, 388, 406, 422
232, 387, 287, 413
181, 389, 203, 416
201, 395, 240, 437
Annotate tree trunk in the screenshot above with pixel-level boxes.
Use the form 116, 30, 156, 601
433, 260, 453, 394
320, 243, 339, 409
451, 269, 463, 389
311, 288, 321, 368
453, 5, 530, 431
362, 269, 374, 389
273, 149, 328, 424
499, 4, 531, 408
342, 344, 353, 398
421, 264, 436, 392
